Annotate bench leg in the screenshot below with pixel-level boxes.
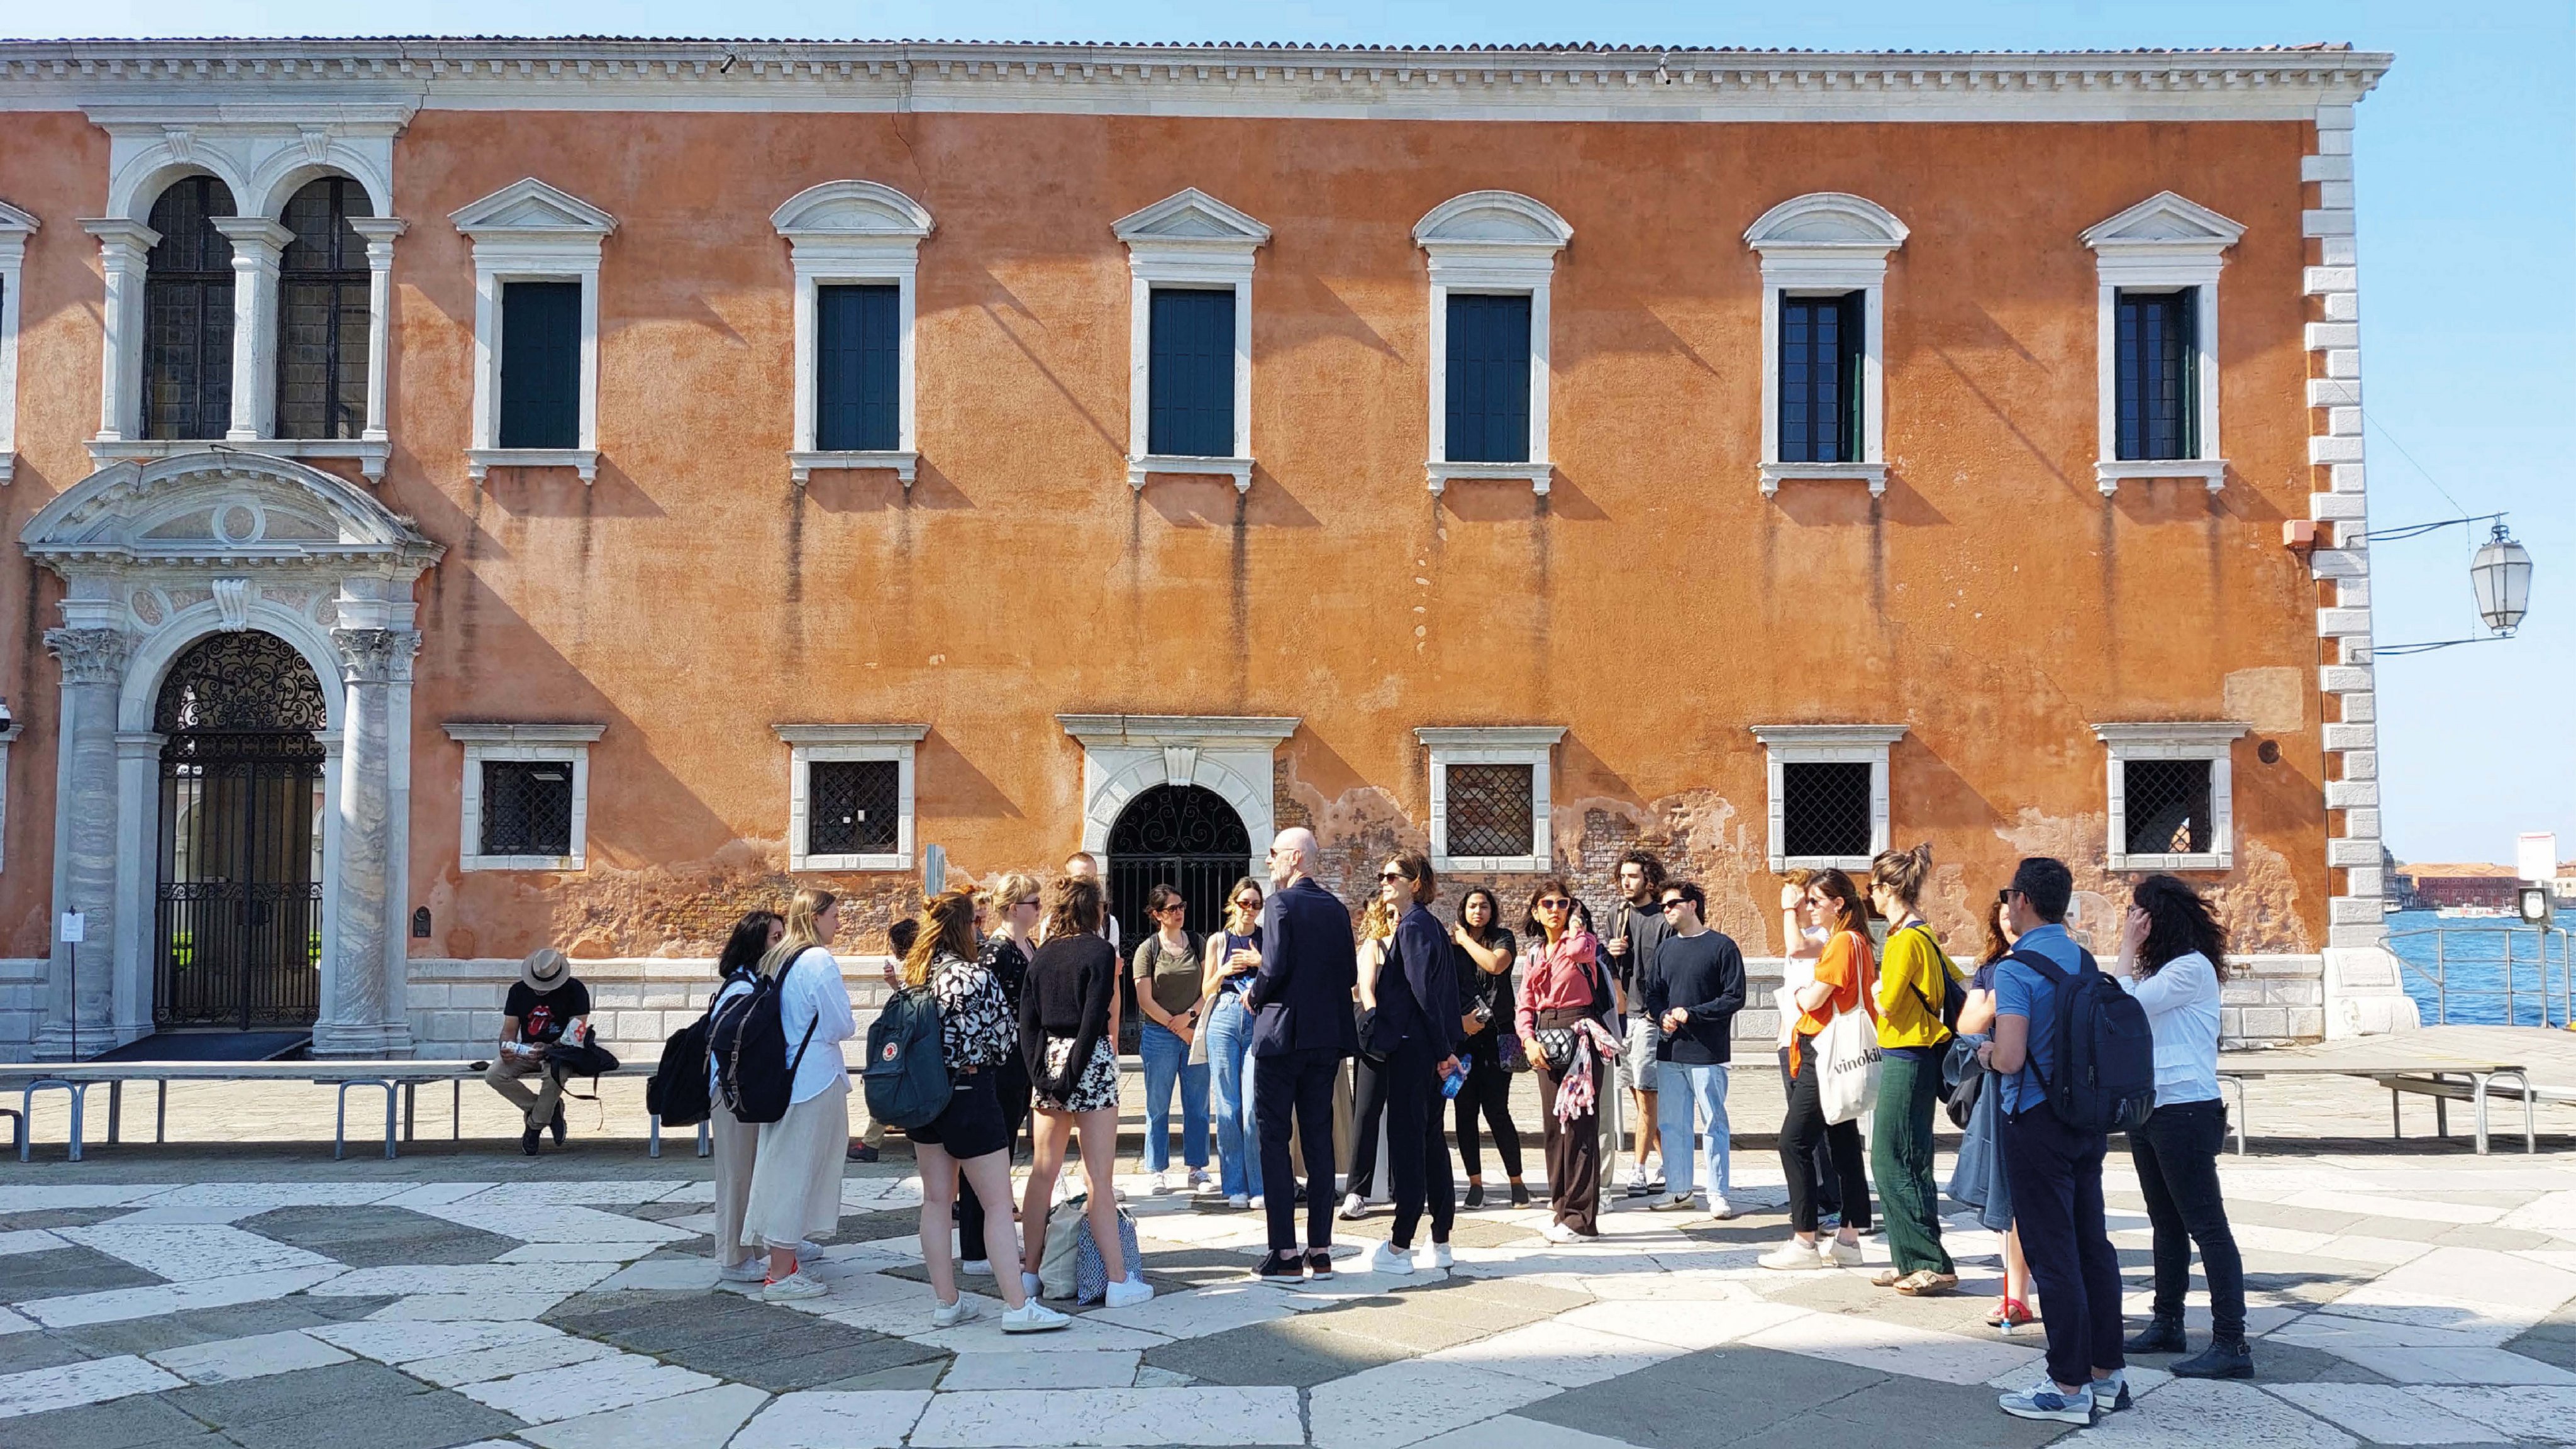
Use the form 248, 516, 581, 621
2472, 1074, 2492, 1156
2436, 1075, 2451, 1140
697, 1119, 711, 1159
108, 1080, 121, 1146
156, 1080, 167, 1145
335, 1083, 348, 1161
384, 1082, 398, 1160
2218, 1075, 2248, 1155
402, 1082, 415, 1145
65, 1083, 84, 1163
649, 1114, 662, 1160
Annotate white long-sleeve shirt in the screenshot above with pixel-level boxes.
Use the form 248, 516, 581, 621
775, 946, 858, 1105
2116, 950, 2222, 1106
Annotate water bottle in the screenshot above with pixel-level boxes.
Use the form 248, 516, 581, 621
1441, 1057, 1470, 1100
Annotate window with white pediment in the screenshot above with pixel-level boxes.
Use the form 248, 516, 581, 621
2082, 192, 2244, 495
772, 180, 935, 487
1114, 189, 1270, 493
1414, 192, 1572, 496
1745, 192, 1907, 499
450, 178, 616, 484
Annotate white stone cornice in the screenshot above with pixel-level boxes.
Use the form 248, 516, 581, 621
0, 42, 2391, 123
441, 721, 606, 746
774, 723, 931, 746
1058, 714, 1299, 748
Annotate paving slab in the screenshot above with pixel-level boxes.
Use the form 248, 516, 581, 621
213, 1383, 529, 1449
2265, 1383, 2518, 1446
146, 1328, 351, 1383
0, 1353, 182, 1418
0, 1391, 226, 1449
158, 1357, 430, 1426
731, 1388, 933, 1448
1141, 1314, 1416, 1387
514, 1381, 772, 1449
911, 1385, 1305, 1446
238, 1205, 523, 1268
0, 1246, 167, 1302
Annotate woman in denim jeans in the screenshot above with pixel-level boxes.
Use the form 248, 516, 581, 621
2113, 874, 2251, 1380
1199, 878, 1267, 1208
1131, 883, 1211, 1194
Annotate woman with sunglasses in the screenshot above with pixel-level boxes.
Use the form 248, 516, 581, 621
1453, 886, 1530, 1209
1516, 880, 1615, 1242
1201, 877, 1267, 1208
1132, 882, 1212, 1195
1338, 893, 1399, 1219
1951, 894, 2038, 1333
954, 872, 1041, 1276
1763, 868, 1875, 1271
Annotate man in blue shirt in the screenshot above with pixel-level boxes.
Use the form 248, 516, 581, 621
1979, 857, 2128, 1426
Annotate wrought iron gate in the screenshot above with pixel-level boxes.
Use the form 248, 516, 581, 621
1106, 785, 1256, 948
153, 632, 328, 1030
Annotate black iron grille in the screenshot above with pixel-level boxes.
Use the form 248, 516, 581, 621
1781, 761, 1872, 860
482, 760, 574, 857
809, 760, 901, 857
1447, 763, 1535, 858
2123, 759, 2212, 856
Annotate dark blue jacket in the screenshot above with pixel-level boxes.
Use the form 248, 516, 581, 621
1247, 877, 1359, 1058
1368, 902, 1463, 1057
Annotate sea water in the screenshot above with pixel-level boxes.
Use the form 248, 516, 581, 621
2383, 909, 2575, 1028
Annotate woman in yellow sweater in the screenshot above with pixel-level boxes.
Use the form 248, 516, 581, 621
1868, 843, 1967, 1295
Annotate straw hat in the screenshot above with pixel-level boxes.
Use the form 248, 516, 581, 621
519, 947, 573, 993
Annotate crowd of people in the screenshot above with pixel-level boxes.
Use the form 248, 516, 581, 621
491, 831, 2253, 1424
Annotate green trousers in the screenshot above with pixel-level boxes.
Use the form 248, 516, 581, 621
1872, 1048, 1955, 1275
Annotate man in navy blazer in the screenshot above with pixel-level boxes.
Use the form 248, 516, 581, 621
1246, 826, 1357, 1277
1361, 852, 1464, 1274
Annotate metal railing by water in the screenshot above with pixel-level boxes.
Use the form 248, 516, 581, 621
2389, 925, 2576, 1028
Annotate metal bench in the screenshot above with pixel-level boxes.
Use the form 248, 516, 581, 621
2218, 1028, 2565, 1157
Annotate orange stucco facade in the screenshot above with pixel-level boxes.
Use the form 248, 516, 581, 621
0, 42, 2404, 1056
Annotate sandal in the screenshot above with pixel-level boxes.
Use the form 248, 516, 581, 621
1870, 1269, 1904, 1288
1895, 1270, 1958, 1297
1986, 1297, 2036, 1331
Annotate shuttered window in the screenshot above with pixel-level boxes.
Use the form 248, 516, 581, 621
275, 177, 372, 440
1146, 287, 1234, 457
2116, 289, 2198, 460
497, 281, 580, 449
1445, 292, 1531, 464
1779, 292, 1863, 464
142, 176, 238, 441
815, 283, 899, 452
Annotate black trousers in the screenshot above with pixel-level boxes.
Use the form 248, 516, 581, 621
1775, 1047, 1840, 1218
953, 1055, 1030, 1259
1343, 1053, 1394, 1198
1779, 1045, 1870, 1235
1455, 1038, 1523, 1179
2128, 1098, 2248, 1339
1383, 1038, 1456, 1248
2004, 1105, 2126, 1388
1255, 1048, 1343, 1252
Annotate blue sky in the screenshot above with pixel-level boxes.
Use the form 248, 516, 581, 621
15, 1, 2572, 865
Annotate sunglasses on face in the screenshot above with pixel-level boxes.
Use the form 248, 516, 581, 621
1661, 897, 1687, 911
1380, 870, 1411, 882
1536, 898, 1571, 911
1997, 889, 2023, 906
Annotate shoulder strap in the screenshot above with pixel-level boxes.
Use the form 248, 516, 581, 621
1901, 923, 1957, 1018
2006, 947, 2072, 986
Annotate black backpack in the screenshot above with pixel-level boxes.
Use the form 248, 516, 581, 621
861, 985, 952, 1131
2009, 947, 2157, 1134
711, 957, 819, 1125
645, 972, 752, 1130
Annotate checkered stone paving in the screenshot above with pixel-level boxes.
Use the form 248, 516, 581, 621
7, 1157, 2576, 1448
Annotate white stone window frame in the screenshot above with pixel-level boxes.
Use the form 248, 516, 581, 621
0, 199, 33, 486
772, 180, 934, 488
1414, 192, 1572, 497
450, 178, 616, 485
2082, 191, 2245, 496
2096, 721, 2247, 873
75, 109, 413, 483
1113, 188, 1271, 494
775, 723, 928, 872
1750, 724, 1906, 872
1745, 192, 1907, 499
445, 722, 603, 872
1416, 726, 1563, 874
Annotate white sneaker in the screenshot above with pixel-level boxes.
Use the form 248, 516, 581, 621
959, 1258, 991, 1276
1419, 1242, 1454, 1271
1228, 1192, 1251, 1209
930, 1296, 977, 1328
1187, 1169, 1211, 1191
1148, 1170, 1170, 1195
1707, 1194, 1736, 1221
1760, 1241, 1827, 1272
1822, 1237, 1863, 1267
1002, 1300, 1072, 1333
1103, 1275, 1155, 1309
1543, 1222, 1581, 1245
717, 1260, 766, 1284
1248, 1194, 1265, 1211
1022, 1270, 1044, 1301
1338, 1192, 1367, 1220
1362, 1239, 1415, 1275
1624, 1163, 1652, 1196
1648, 1192, 1701, 1213
763, 1272, 828, 1301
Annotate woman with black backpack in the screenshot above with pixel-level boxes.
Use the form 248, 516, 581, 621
740, 887, 857, 1302
709, 910, 782, 1286
1868, 844, 1963, 1296
908, 889, 1070, 1333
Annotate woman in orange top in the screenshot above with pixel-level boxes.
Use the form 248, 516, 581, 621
1762, 869, 1877, 1271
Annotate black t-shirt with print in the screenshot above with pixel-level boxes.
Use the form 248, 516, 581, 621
504, 980, 591, 1044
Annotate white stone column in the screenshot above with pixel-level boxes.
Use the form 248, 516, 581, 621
211, 218, 292, 443
38, 628, 129, 1059
318, 625, 419, 1057
80, 219, 161, 442
348, 217, 406, 450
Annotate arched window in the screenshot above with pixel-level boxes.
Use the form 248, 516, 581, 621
275, 177, 374, 440
142, 176, 238, 440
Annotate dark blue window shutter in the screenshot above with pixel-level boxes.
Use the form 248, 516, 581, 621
497, 281, 580, 449
1779, 292, 1863, 464
1445, 293, 1531, 464
816, 284, 901, 452
1146, 288, 1235, 458
2115, 288, 2197, 461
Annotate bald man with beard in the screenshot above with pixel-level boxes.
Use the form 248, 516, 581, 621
1245, 827, 1360, 1279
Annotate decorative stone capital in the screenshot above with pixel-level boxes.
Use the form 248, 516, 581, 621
331, 626, 421, 685
44, 627, 131, 685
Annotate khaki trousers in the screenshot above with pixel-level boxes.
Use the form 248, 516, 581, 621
486, 1055, 566, 1131
709, 1100, 760, 1269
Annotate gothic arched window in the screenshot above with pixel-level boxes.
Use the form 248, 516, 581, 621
275, 177, 372, 440
142, 175, 238, 440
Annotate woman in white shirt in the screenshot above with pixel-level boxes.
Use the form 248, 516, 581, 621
2112, 874, 2249, 1380
740, 887, 859, 1302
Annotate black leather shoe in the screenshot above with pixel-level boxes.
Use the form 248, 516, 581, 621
847, 1143, 880, 1163
1306, 1248, 1336, 1280
2171, 1338, 2254, 1379
550, 1104, 567, 1146
521, 1126, 541, 1157
1255, 1251, 1304, 1281
1463, 1183, 1486, 1209
2124, 1317, 2187, 1355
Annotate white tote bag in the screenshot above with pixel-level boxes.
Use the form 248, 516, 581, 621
1815, 1003, 1881, 1125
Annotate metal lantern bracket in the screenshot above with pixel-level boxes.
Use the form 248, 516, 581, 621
2362, 514, 2533, 656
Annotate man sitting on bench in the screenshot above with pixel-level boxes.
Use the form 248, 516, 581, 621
489, 948, 591, 1155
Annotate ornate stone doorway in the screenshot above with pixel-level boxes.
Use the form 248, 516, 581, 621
152, 631, 328, 1031
1106, 784, 1252, 950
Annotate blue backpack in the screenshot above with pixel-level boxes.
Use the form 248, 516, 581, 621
862, 986, 952, 1131
2009, 947, 2157, 1134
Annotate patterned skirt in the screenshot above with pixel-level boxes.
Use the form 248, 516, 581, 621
1038, 1036, 1121, 1113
